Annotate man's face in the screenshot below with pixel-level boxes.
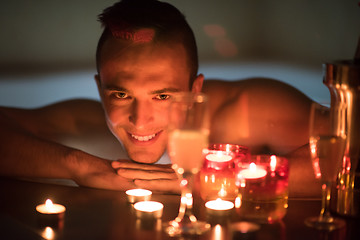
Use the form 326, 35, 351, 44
96, 38, 196, 164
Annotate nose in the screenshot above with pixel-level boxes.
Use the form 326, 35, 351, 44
129, 99, 154, 128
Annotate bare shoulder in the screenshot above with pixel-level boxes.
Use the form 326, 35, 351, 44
203, 78, 313, 154
0, 98, 109, 141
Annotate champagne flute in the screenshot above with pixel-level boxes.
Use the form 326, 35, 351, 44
305, 102, 346, 230
164, 92, 211, 236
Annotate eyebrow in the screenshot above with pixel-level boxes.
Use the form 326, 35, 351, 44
150, 88, 182, 94
103, 86, 182, 94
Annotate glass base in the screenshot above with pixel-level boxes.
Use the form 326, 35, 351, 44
304, 216, 345, 231
164, 220, 211, 237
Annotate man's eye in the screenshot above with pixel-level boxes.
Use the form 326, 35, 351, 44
155, 94, 170, 100
113, 92, 129, 99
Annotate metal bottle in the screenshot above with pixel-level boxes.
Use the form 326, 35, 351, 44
323, 43, 360, 216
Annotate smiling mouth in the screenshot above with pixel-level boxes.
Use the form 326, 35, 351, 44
131, 133, 157, 142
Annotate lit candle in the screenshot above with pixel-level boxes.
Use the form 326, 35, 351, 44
134, 201, 164, 219
206, 152, 232, 162
205, 198, 234, 216
204, 151, 233, 171
126, 189, 152, 203
36, 199, 66, 215
239, 163, 267, 179
36, 199, 66, 228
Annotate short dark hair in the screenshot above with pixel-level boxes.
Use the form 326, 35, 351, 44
96, 0, 198, 87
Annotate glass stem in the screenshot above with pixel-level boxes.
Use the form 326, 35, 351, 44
175, 173, 197, 224
319, 181, 333, 222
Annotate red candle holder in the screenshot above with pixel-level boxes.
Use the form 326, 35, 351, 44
234, 154, 289, 223
199, 144, 249, 201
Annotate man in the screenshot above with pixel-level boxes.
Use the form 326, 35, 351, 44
0, 0, 320, 197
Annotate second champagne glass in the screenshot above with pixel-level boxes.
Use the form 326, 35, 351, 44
164, 92, 210, 236
305, 102, 346, 230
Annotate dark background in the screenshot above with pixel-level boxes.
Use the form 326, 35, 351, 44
1, 0, 359, 107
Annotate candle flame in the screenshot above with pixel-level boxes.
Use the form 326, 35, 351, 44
249, 162, 257, 172
218, 187, 227, 197
45, 199, 53, 209
235, 195, 242, 208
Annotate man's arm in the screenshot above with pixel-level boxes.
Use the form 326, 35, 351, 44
0, 99, 180, 193
0, 100, 137, 190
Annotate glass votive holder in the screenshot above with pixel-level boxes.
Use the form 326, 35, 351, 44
199, 143, 249, 201
234, 154, 289, 223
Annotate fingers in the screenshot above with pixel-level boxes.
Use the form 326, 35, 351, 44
111, 160, 174, 173
134, 179, 180, 195
116, 168, 178, 180
75, 171, 137, 191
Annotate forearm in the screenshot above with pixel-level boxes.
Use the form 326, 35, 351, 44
0, 125, 82, 180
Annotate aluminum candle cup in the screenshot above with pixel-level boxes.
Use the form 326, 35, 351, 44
205, 198, 234, 215
126, 189, 152, 203
205, 198, 235, 225
134, 201, 164, 219
36, 199, 66, 227
235, 155, 289, 223
205, 198, 235, 216
200, 144, 249, 201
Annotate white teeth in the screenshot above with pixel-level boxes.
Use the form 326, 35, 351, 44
131, 133, 156, 141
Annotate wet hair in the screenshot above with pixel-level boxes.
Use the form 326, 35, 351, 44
96, 0, 198, 88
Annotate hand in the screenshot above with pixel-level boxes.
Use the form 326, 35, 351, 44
72, 156, 137, 191
111, 160, 180, 194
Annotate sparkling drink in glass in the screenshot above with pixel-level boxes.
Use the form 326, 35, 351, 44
164, 92, 210, 236
305, 102, 347, 230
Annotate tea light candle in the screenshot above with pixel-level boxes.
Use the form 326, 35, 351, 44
239, 163, 267, 179
206, 152, 232, 162
204, 151, 233, 170
36, 199, 66, 215
134, 201, 163, 219
126, 189, 152, 203
36, 199, 65, 228
205, 198, 234, 216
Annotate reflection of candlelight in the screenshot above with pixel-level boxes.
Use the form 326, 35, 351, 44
270, 155, 277, 171
235, 195, 242, 208
218, 186, 227, 197
36, 199, 66, 214
230, 221, 260, 239
134, 201, 164, 219
42, 227, 55, 240
239, 163, 267, 179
